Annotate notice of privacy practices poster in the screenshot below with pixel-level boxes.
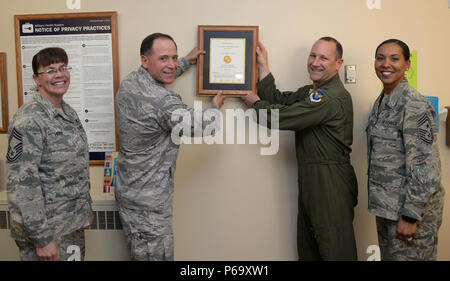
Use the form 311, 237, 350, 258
15, 12, 119, 157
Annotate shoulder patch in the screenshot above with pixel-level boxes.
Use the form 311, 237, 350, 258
7, 128, 24, 163
309, 90, 325, 103
417, 113, 433, 144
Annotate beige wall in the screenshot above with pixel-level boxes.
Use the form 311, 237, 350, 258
0, 0, 449, 260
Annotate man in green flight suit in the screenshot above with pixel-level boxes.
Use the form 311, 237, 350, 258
241, 37, 358, 260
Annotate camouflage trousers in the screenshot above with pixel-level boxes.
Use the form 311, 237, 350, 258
376, 188, 445, 261
15, 228, 85, 261
118, 205, 174, 261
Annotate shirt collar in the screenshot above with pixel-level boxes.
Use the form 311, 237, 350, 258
32, 91, 75, 122
381, 78, 409, 109
313, 73, 342, 91
138, 66, 165, 87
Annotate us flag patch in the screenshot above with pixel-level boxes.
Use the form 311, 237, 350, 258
6, 128, 23, 163
417, 113, 433, 144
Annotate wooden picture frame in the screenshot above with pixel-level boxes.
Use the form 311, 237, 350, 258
14, 12, 120, 165
197, 25, 258, 97
0, 52, 8, 133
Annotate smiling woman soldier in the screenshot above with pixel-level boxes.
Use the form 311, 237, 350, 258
367, 39, 445, 261
6, 47, 93, 261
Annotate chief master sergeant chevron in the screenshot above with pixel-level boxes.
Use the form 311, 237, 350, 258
115, 33, 225, 261
241, 37, 358, 260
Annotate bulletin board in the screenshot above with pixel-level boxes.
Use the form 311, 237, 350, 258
14, 12, 119, 165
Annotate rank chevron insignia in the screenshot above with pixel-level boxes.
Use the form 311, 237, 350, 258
6, 128, 23, 163
417, 113, 433, 144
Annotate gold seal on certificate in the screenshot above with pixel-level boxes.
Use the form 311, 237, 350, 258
197, 25, 258, 97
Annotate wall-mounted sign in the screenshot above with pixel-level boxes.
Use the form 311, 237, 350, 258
14, 12, 120, 165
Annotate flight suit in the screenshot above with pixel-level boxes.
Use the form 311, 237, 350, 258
253, 73, 358, 260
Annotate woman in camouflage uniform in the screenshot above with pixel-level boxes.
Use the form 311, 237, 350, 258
6, 47, 93, 261
366, 39, 445, 260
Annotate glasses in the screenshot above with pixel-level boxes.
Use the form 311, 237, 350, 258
37, 66, 72, 76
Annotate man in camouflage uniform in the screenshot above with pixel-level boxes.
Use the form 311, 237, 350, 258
6, 47, 92, 261
241, 38, 358, 260
367, 78, 445, 260
115, 33, 225, 261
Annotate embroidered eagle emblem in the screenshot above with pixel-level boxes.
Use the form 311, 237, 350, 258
309, 90, 325, 103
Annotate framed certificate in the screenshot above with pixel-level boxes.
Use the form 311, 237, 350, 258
14, 12, 119, 165
197, 25, 258, 96
0, 52, 8, 133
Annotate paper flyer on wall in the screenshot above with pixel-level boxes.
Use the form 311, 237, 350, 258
103, 152, 113, 193
425, 96, 439, 132
405, 51, 417, 90
111, 156, 118, 187
18, 17, 116, 152
103, 151, 118, 193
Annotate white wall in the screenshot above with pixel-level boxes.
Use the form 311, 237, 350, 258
0, 0, 449, 260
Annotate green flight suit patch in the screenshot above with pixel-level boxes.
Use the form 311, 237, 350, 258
309, 90, 325, 103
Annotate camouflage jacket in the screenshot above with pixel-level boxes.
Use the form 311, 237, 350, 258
115, 58, 218, 211
366, 78, 442, 221
6, 92, 92, 247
